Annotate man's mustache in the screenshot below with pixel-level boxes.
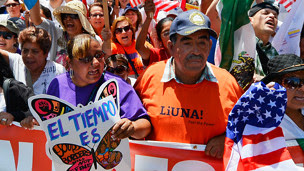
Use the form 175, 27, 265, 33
186, 54, 203, 60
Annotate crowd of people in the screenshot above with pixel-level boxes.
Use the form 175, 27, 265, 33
0, 0, 304, 163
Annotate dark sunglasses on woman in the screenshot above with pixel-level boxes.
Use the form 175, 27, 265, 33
115, 25, 131, 34
61, 13, 79, 20
283, 77, 304, 90
0, 31, 14, 40
106, 65, 128, 74
78, 51, 105, 64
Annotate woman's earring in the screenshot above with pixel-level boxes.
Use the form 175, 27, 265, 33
69, 69, 74, 78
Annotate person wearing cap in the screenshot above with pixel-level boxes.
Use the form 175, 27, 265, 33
123, 4, 142, 38
166, 7, 183, 19
248, 2, 279, 80
134, 10, 243, 158
30, 0, 98, 66
261, 54, 304, 140
0, 20, 20, 56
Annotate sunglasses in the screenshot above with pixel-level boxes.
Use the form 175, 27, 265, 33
106, 65, 128, 74
61, 13, 79, 20
6, 3, 19, 8
0, 31, 14, 40
91, 14, 104, 18
282, 77, 304, 90
115, 25, 131, 34
78, 51, 105, 64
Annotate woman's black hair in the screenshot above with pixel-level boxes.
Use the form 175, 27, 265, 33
0, 54, 14, 87
156, 17, 174, 42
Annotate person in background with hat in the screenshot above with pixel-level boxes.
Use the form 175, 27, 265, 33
134, 10, 243, 158
248, 2, 279, 81
123, 4, 142, 38
0, 20, 20, 62
29, 0, 98, 67
261, 54, 304, 140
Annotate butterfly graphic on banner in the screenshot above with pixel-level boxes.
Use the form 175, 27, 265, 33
53, 126, 122, 171
29, 79, 122, 171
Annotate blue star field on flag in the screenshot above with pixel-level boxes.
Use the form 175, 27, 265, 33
226, 82, 287, 143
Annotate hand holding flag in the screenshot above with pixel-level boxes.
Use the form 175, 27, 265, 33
130, 0, 180, 19
224, 82, 304, 171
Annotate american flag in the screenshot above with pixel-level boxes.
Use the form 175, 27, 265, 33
224, 82, 304, 171
276, 0, 296, 12
129, 0, 180, 18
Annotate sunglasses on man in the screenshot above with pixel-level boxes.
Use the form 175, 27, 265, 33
0, 31, 14, 40
90, 13, 104, 18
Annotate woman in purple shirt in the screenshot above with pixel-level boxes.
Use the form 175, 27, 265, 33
47, 34, 151, 140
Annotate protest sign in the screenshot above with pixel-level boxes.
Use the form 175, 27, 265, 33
28, 79, 131, 171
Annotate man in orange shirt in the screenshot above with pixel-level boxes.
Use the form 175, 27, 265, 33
134, 10, 243, 159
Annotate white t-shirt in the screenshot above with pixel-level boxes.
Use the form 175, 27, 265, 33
8, 52, 66, 95
280, 109, 304, 140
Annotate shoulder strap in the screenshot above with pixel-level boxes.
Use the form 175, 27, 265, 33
256, 44, 269, 74
25, 68, 34, 89
121, 47, 139, 78
3, 78, 12, 105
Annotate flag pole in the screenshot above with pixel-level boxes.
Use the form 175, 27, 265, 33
103, 0, 112, 53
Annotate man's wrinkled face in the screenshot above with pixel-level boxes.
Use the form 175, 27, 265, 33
169, 30, 211, 78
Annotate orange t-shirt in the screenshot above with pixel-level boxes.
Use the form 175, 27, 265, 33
134, 60, 243, 144
111, 40, 152, 76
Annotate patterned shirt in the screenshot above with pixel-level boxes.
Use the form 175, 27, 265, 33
161, 57, 218, 84
255, 37, 279, 76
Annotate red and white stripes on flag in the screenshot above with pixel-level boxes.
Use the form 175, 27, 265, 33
154, 0, 180, 18
225, 126, 300, 171
130, 0, 142, 8
129, 0, 180, 18
275, 0, 296, 12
